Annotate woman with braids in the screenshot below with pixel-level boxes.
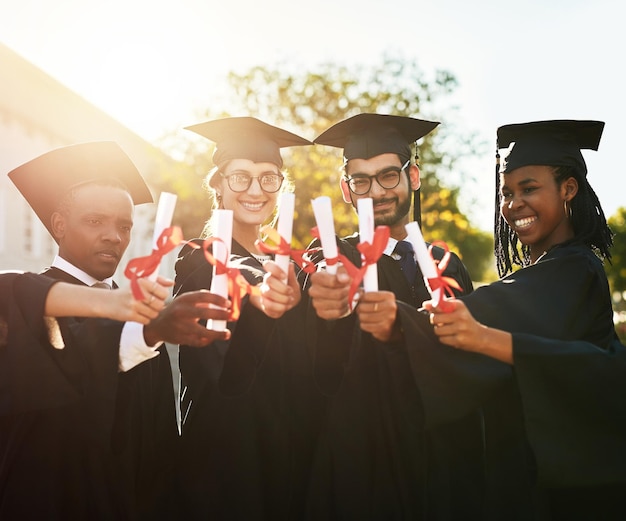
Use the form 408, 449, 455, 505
360, 120, 626, 519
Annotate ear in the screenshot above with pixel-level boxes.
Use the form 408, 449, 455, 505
562, 176, 579, 202
50, 212, 66, 241
339, 178, 352, 204
408, 164, 421, 191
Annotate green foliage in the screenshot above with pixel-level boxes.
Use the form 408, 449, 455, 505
151, 55, 494, 281
606, 207, 626, 294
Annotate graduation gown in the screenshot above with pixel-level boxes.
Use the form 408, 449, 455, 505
0, 270, 130, 519
0, 268, 178, 520
398, 242, 626, 520
174, 239, 327, 520
304, 235, 482, 521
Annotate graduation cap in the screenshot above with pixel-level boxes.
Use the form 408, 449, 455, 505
185, 116, 312, 169
497, 120, 605, 175
314, 113, 440, 225
314, 113, 439, 163
8, 141, 153, 240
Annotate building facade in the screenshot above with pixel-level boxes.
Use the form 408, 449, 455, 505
0, 42, 178, 284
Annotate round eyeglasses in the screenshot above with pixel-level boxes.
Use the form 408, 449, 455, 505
220, 171, 284, 193
344, 159, 410, 195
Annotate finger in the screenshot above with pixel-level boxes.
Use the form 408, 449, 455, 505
154, 276, 175, 288
181, 290, 231, 310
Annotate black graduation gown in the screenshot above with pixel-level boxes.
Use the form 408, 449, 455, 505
0, 268, 178, 520
0, 270, 130, 519
174, 239, 327, 520
303, 235, 482, 521
398, 242, 626, 520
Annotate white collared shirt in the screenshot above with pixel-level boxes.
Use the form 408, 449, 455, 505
51, 256, 161, 372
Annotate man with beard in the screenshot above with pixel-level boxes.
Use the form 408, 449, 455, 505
3, 141, 230, 520
302, 114, 482, 520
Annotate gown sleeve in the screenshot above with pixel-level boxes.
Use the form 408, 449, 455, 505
0, 273, 82, 415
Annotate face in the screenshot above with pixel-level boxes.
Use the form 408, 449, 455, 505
341, 153, 419, 228
500, 165, 578, 258
51, 184, 134, 280
216, 159, 281, 228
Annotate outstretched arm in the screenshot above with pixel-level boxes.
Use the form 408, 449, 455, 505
44, 277, 170, 324
423, 299, 513, 364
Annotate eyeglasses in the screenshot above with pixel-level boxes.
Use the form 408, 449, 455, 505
344, 159, 410, 195
220, 171, 284, 193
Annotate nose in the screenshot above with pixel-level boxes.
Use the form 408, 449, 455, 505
101, 224, 122, 243
246, 177, 264, 196
368, 178, 387, 198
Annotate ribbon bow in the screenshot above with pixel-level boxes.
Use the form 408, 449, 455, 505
124, 226, 184, 300
256, 226, 319, 274
196, 237, 261, 321
347, 225, 390, 309
426, 240, 462, 313
310, 225, 390, 311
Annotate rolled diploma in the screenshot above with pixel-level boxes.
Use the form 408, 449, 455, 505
405, 221, 442, 306
311, 196, 338, 275
148, 192, 177, 281
207, 209, 233, 331
275, 192, 295, 281
357, 198, 378, 292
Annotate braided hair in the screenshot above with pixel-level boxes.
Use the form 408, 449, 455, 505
494, 164, 613, 278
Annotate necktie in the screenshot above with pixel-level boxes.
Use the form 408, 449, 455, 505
91, 282, 111, 290
394, 240, 417, 284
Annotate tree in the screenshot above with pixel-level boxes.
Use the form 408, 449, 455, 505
606, 207, 626, 295
153, 55, 495, 281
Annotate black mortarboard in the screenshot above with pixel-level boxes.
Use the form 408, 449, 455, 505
314, 113, 439, 163
8, 141, 153, 239
185, 116, 312, 169
497, 120, 604, 175
314, 113, 440, 226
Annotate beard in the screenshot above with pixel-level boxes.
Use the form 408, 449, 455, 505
371, 187, 412, 227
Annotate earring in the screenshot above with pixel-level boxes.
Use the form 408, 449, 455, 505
564, 200, 572, 218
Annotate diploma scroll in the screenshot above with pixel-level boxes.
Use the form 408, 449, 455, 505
148, 192, 177, 281
275, 192, 295, 281
311, 196, 339, 275
405, 221, 443, 307
357, 198, 378, 292
208, 209, 233, 331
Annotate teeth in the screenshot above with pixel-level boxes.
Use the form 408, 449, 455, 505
241, 202, 264, 210
514, 217, 536, 228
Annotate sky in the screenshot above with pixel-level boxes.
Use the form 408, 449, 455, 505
1, 0, 624, 231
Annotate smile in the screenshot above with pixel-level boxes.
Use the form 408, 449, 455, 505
240, 201, 265, 211
514, 216, 537, 229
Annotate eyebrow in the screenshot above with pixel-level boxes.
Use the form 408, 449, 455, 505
347, 164, 403, 178
226, 168, 279, 176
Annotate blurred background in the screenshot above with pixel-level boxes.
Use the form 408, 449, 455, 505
1, 0, 624, 340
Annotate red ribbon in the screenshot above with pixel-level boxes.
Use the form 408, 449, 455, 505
255, 226, 320, 274
346, 225, 390, 309
124, 226, 184, 300
425, 240, 462, 313
310, 225, 390, 311
196, 237, 260, 321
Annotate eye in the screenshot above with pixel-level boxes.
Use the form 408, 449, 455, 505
379, 170, 400, 183
232, 174, 250, 184
350, 177, 369, 188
